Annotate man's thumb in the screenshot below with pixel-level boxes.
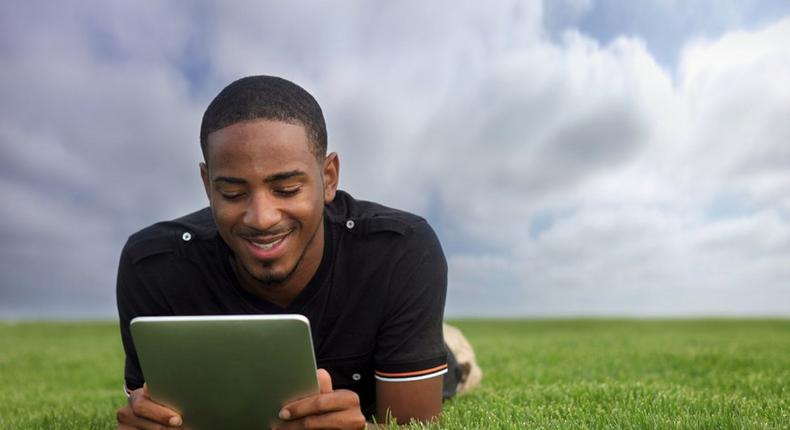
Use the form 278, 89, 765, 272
317, 368, 333, 394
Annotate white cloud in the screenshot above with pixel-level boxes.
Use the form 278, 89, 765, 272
439, 17, 790, 316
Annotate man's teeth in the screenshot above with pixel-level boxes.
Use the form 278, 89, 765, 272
251, 237, 284, 250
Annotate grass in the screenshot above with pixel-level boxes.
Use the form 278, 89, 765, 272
0, 322, 124, 430
1, 319, 788, 429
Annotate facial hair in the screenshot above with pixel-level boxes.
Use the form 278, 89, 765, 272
234, 207, 324, 289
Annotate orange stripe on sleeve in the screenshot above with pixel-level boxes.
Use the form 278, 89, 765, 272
374, 363, 448, 378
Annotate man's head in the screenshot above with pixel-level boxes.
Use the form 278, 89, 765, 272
200, 75, 328, 162
199, 76, 339, 301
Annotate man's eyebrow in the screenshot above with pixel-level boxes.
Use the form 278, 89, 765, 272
212, 170, 306, 185
263, 170, 306, 183
213, 176, 247, 185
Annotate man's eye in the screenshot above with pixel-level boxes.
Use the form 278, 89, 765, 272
276, 187, 300, 197
220, 192, 245, 201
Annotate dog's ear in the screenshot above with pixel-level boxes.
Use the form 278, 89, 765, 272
459, 363, 471, 382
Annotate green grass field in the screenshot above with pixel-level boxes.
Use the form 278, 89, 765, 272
1, 319, 788, 429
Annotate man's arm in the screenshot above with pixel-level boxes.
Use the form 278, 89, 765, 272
369, 218, 448, 425
115, 234, 183, 429
276, 370, 443, 429
375, 377, 443, 424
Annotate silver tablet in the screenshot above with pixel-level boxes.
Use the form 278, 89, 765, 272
130, 314, 319, 430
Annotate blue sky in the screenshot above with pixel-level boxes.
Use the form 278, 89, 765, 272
1, 0, 789, 318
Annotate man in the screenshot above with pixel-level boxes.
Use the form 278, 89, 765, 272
116, 76, 452, 429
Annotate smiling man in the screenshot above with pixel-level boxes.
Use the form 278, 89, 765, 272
115, 76, 454, 429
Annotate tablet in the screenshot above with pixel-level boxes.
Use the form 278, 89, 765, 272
130, 314, 319, 430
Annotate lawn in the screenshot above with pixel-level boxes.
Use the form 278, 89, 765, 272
1, 319, 788, 429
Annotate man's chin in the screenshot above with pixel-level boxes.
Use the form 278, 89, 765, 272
251, 273, 291, 286
245, 263, 296, 287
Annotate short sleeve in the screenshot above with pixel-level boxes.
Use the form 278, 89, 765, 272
116, 240, 172, 391
373, 220, 448, 382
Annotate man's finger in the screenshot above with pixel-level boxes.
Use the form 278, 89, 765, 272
280, 369, 335, 420
128, 386, 183, 427
117, 405, 182, 430
280, 389, 360, 421
317, 368, 333, 394
276, 408, 366, 430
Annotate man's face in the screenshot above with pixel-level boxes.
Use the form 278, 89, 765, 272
200, 119, 338, 290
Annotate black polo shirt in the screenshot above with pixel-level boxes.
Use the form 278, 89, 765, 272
117, 190, 448, 416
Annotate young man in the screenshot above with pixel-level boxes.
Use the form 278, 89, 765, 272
116, 76, 451, 429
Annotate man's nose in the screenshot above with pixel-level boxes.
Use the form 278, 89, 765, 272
243, 193, 282, 231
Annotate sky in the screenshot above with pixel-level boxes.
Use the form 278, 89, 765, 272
1, 0, 789, 319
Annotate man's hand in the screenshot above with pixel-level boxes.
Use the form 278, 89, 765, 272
275, 368, 366, 430
116, 383, 183, 430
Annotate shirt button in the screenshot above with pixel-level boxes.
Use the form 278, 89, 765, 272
352, 373, 361, 381
181, 232, 192, 242
345, 220, 355, 229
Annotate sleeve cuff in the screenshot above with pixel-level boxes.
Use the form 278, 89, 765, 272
374, 363, 448, 382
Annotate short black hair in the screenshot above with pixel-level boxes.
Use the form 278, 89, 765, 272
199, 75, 327, 161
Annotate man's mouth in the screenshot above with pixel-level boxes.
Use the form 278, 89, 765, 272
241, 229, 293, 258
249, 236, 286, 250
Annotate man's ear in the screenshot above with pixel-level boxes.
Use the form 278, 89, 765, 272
200, 162, 212, 203
322, 152, 340, 203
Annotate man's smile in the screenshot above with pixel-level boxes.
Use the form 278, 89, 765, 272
241, 229, 294, 259
249, 237, 284, 250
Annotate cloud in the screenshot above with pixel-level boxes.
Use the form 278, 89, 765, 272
1, 1, 789, 317
0, 1, 206, 317
545, 0, 790, 67
437, 17, 790, 316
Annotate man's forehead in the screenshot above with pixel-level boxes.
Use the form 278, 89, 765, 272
207, 118, 308, 141
205, 119, 314, 160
